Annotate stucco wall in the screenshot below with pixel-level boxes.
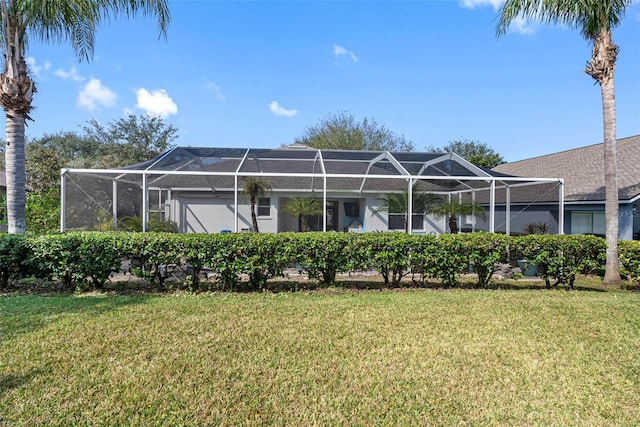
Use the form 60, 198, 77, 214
363, 195, 446, 235
473, 203, 636, 240
474, 206, 560, 235
634, 202, 640, 239
173, 193, 280, 233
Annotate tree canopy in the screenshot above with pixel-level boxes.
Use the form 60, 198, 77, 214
427, 139, 504, 169
294, 111, 415, 152
281, 197, 323, 232
23, 114, 178, 192
82, 114, 178, 168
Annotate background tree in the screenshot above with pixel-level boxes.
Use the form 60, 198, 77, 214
281, 197, 323, 232
242, 178, 271, 233
426, 139, 505, 169
27, 131, 102, 170
82, 114, 178, 168
0, 0, 170, 234
497, 0, 632, 284
27, 115, 177, 183
429, 199, 486, 234
295, 111, 415, 151
24, 189, 59, 233
25, 144, 62, 193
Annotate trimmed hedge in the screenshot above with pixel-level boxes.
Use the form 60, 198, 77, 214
0, 231, 634, 292
512, 234, 606, 289
619, 240, 640, 285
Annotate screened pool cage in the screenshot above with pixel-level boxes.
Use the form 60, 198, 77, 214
60, 146, 565, 235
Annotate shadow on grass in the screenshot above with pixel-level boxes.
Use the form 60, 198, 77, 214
333, 280, 578, 292
0, 294, 151, 343
208, 278, 615, 294
0, 369, 43, 397
1, 273, 623, 297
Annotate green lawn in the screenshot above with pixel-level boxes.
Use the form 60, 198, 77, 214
1, 289, 639, 426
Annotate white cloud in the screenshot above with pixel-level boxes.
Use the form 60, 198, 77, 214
26, 57, 50, 77
333, 45, 358, 62
459, 0, 504, 10
55, 66, 84, 82
509, 15, 536, 35
269, 101, 298, 117
205, 81, 225, 101
78, 78, 117, 111
460, 0, 537, 34
135, 88, 178, 118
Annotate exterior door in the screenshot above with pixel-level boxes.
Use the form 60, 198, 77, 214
311, 200, 339, 231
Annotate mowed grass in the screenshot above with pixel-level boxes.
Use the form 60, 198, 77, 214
1, 290, 639, 426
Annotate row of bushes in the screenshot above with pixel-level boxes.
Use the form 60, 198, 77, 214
1, 232, 638, 292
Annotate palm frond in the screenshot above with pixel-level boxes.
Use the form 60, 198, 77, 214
241, 177, 272, 198
428, 199, 487, 220
497, 0, 632, 40
281, 197, 323, 217
376, 184, 443, 215
12, 0, 169, 61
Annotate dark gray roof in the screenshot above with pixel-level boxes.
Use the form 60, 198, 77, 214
493, 135, 640, 202
0, 170, 5, 188
67, 146, 558, 200
110, 146, 516, 193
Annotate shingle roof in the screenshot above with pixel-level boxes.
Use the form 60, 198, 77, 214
492, 135, 640, 202
111, 146, 521, 194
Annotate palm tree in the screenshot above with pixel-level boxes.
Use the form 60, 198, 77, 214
281, 197, 323, 232
496, 1, 632, 283
1, 0, 170, 234
376, 185, 441, 233
242, 177, 271, 232
428, 199, 486, 234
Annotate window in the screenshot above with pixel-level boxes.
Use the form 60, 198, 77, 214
257, 198, 271, 217
388, 213, 423, 231
343, 202, 360, 217
411, 214, 424, 230
388, 213, 405, 230
148, 189, 168, 221
571, 211, 605, 235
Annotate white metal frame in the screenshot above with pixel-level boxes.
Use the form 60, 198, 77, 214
60, 149, 565, 234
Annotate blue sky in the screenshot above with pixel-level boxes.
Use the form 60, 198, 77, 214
12, 0, 640, 162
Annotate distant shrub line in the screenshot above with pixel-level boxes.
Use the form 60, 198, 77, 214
1, 232, 638, 292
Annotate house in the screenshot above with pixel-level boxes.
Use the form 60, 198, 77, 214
491, 135, 640, 240
60, 146, 561, 234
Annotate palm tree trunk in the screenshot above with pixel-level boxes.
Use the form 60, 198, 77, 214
249, 195, 259, 232
587, 30, 621, 284
4, 114, 26, 233
448, 216, 459, 234
1, 15, 34, 235
601, 75, 621, 283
